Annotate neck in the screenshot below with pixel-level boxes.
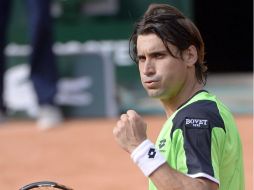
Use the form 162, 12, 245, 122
160, 81, 203, 118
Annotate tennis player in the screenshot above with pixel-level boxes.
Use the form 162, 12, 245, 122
113, 3, 244, 190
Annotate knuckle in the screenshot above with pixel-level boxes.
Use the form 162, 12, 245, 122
127, 110, 135, 116
120, 114, 128, 121
127, 110, 140, 121
127, 110, 135, 119
113, 128, 117, 135
116, 121, 126, 132
113, 127, 121, 137
116, 120, 121, 126
117, 120, 124, 128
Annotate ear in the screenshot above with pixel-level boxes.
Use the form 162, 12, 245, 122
183, 45, 198, 67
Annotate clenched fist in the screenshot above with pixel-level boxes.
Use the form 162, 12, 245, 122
113, 110, 148, 154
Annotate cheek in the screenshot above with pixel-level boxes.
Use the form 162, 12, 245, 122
160, 62, 187, 85
138, 64, 147, 80
138, 69, 146, 87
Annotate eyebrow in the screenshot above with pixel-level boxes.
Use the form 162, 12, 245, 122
138, 49, 169, 57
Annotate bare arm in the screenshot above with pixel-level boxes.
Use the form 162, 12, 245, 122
113, 110, 219, 190
149, 163, 218, 190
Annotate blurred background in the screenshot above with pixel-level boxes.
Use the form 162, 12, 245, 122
0, 1, 252, 189
3, 0, 253, 118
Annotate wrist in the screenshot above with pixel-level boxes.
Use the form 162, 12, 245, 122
129, 139, 147, 154
130, 139, 166, 177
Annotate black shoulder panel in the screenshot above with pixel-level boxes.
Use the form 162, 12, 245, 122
170, 100, 225, 176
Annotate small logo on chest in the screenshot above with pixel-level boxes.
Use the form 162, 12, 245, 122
185, 118, 209, 128
159, 139, 166, 149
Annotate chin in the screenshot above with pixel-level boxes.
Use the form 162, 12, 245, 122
147, 88, 173, 100
146, 89, 164, 99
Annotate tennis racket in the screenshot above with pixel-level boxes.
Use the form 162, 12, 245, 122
19, 181, 73, 190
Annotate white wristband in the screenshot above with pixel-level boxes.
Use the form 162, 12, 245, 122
131, 139, 166, 177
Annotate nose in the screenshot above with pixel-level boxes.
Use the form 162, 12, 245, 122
142, 60, 155, 76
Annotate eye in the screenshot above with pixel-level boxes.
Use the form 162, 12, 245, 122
153, 53, 164, 59
138, 55, 146, 63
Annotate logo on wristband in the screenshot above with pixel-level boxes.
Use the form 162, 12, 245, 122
148, 148, 156, 158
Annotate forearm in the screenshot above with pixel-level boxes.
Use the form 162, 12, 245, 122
113, 111, 218, 190
130, 139, 218, 190
149, 163, 218, 190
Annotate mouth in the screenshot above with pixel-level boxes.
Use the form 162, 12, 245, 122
145, 80, 158, 84
144, 80, 160, 88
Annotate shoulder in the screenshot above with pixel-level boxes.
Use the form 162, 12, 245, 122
177, 99, 223, 119
170, 100, 226, 138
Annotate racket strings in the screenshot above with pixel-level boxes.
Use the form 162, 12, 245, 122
20, 181, 73, 190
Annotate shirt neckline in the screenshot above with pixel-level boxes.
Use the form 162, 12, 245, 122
176, 89, 208, 110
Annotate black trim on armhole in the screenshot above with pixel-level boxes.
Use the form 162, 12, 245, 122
170, 100, 225, 176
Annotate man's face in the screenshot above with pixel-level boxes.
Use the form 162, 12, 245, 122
137, 33, 188, 100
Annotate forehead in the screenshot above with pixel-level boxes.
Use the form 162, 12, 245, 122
137, 34, 166, 54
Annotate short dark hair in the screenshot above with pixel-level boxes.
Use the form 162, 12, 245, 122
129, 4, 207, 85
